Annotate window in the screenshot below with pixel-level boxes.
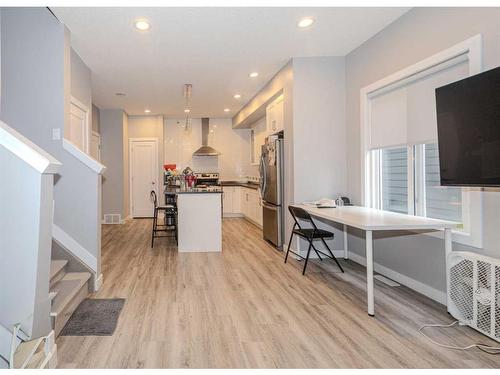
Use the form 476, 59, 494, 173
373, 143, 462, 220
362, 35, 483, 248
371, 143, 479, 243
421, 144, 462, 223
381, 147, 408, 214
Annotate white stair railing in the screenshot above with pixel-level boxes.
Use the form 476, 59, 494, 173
0, 121, 61, 367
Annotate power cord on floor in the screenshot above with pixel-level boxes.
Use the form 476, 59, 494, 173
418, 320, 500, 354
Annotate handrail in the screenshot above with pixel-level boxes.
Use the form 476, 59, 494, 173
52, 224, 97, 272
0, 121, 61, 174
62, 139, 106, 174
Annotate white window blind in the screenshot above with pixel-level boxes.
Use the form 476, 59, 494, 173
370, 87, 407, 150
381, 147, 408, 214
369, 54, 469, 150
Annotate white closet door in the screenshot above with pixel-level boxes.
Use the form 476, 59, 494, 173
69, 102, 88, 152
130, 139, 158, 217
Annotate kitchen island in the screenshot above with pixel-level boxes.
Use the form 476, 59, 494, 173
165, 186, 222, 252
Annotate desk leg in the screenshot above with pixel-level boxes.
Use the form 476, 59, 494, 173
343, 224, 348, 260
444, 228, 452, 312
366, 230, 374, 316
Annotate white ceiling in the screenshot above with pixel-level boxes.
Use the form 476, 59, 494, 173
52, 7, 409, 118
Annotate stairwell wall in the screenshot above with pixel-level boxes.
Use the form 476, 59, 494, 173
0, 7, 102, 279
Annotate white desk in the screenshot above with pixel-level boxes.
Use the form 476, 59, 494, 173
295, 204, 457, 316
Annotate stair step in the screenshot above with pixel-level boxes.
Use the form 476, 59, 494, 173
25, 349, 46, 369
49, 259, 68, 286
50, 272, 91, 336
13, 337, 44, 369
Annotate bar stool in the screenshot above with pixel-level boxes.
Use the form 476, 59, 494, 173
284, 205, 344, 275
150, 190, 177, 247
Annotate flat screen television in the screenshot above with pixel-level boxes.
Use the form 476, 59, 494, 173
435, 66, 500, 187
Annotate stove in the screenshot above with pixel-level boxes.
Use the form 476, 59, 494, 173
194, 172, 219, 186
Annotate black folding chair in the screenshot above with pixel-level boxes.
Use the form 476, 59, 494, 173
284, 205, 344, 275
150, 190, 177, 247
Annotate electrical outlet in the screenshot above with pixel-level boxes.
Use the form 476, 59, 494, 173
52, 128, 61, 140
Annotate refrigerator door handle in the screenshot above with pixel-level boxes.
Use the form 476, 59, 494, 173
260, 154, 267, 194
262, 201, 278, 211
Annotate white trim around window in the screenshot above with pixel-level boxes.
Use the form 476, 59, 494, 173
360, 34, 483, 248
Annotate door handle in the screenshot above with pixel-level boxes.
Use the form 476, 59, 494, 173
262, 202, 278, 211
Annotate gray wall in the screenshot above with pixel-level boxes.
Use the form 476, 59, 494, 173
100, 109, 127, 218
292, 56, 347, 255
345, 7, 500, 296
70, 48, 92, 127
292, 56, 346, 203
1, 7, 102, 276
92, 104, 100, 133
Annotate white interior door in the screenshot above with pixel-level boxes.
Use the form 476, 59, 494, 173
69, 99, 89, 152
130, 139, 158, 218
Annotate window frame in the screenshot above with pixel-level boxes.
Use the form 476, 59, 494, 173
360, 35, 483, 248
369, 145, 483, 248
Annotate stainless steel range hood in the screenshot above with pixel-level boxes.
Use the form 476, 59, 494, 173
193, 118, 220, 156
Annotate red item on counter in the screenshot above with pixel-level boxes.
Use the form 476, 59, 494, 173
164, 164, 176, 171
186, 175, 197, 188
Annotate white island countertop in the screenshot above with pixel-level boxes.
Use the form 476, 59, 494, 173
167, 188, 222, 252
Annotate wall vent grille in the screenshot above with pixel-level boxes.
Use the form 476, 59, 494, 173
103, 214, 121, 224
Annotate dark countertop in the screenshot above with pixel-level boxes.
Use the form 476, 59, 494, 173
220, 181, 259, 190
164, 186, 222, 194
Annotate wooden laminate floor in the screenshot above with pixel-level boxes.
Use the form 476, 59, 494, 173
57, 218, 500, 368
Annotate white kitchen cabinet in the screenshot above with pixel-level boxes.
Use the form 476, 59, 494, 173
266, 95, 284, 134
222, 187, 234, 214
232, 186, 241, 213
241, 188, 262, 227
240, 188, 249, 218
223, 186, 242, 217
223, 185, 262, 227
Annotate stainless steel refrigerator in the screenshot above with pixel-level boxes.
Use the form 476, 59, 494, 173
260, 137, 284, 249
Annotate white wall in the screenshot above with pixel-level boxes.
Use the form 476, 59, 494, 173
164, 117, 254, 180
345, 7, 500, 297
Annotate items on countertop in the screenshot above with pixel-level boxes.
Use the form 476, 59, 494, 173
164, 185, 222, 194
303, 196, 352, 208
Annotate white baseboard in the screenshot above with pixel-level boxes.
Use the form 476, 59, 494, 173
223, 213, 244, 218
93, 273, 103, 292
292, 247, 446, 304
346, 251, 446, 305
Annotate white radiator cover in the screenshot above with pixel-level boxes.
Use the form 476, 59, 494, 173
448, 251, 500, 342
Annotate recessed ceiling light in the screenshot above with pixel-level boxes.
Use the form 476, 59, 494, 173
144, 109, 151, 113
224, 108, 230, 112
249, 72, 259, 78
298, 17, 314, 28
184, 109, 190, 113
233, 94, 241, 99
134, 19, 151, 31
115, 92, 126, 96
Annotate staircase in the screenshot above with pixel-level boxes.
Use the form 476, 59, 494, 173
49, 260, 91, 336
